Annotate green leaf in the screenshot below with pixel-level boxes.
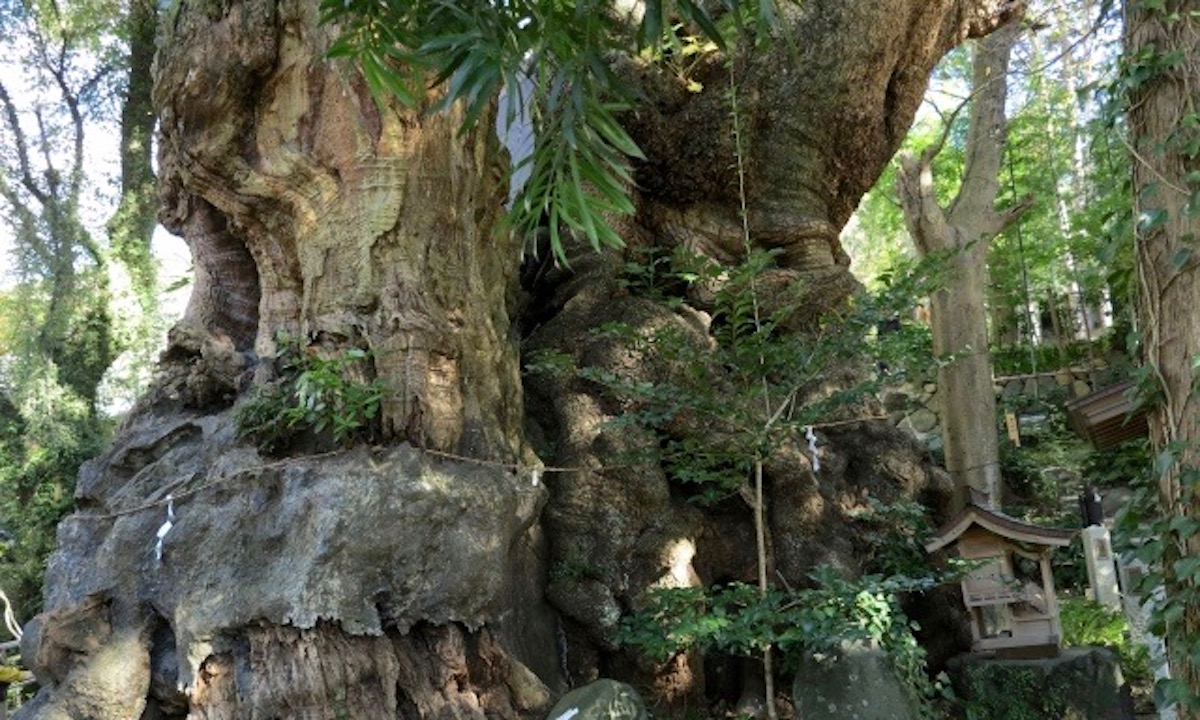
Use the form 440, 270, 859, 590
639, 0, 664, 48
1169, 246, 1192, 270
326, 35, 361, 59
1138, 208, 1169, 233
568, 157, 601, 244
590, 107, 646, 159
1174, 555, 1200, 582
677, 0, 726, 49
361, 50, 418, 108
428, 47, 472, 89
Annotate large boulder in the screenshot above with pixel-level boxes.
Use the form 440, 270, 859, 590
792, 641, 917, 720
545, 680, 648, 720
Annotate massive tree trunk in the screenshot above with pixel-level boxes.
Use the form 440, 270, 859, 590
895, 21, 1030, 510
1127, 1, 1200, 712
20, 0, 1018, 717
625, 1, 1022, 314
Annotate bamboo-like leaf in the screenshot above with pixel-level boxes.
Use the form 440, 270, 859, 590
569, 156, 604, 247
548, 201, 564, 258
461, 71, 502, 131
590, 106, 645, 159
640, 0, 664, 49
677, 0, 726, 50
367, 51, 418, 107
326, 35, 361, 59
420, 31, 483, 54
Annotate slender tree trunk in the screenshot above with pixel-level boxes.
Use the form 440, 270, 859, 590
1047, 291, 1065, 351
753, 457, 777, 720
1127, 1, 1200, 712
896, 20, 1032, 510
109, 0, 159, 304
989, 285, 1020, 348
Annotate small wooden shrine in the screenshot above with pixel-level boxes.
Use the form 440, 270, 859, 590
1064, 379, 1149, 450
925, 504, 1076, 658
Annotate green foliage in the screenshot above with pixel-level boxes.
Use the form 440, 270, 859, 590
958, 662, 1077, 720
0, 282, 120, 620
1115, 0, 1200, 709
849, 497, 937, 579
997, 390, 1085, 508
991, 343, 1096, 377
319, 1, 783, 262
236, 335, 385, 455
1114, 433, 1200, 714
1082, 438, 1152, 491
576, 246, 942, 503
0, 362, 109, 617
618, 568, 948, 716
0, 0, 161, 628
850, 14, 1132, 374
619, 570, 934, 659
589, 244, 951, 712
1060, 597, 1152, 686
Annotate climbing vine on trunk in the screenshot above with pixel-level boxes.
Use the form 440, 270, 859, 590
1124, 0, 1200, 713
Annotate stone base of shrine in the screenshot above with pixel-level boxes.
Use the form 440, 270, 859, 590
947, 646, 1135, 720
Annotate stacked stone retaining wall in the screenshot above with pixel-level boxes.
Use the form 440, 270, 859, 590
886, 364, 1119, 450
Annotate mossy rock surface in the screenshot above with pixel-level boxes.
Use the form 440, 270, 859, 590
792, 641, 916, 720
545, 680, 647, 720
947, 647, 1135, 720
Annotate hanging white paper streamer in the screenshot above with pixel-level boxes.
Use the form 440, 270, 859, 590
805, 426, 821, 473
155, 495, 176, 566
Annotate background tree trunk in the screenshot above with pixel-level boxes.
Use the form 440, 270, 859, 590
108, 0, 159, 306
1127, 1, 1200, 711
896, 20, 1031, 510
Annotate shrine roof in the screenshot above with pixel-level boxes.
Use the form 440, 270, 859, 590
924, 503, 1076, 553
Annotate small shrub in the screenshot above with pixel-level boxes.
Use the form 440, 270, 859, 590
618, 568, 949, 717
849, 497, 937, 578
1059, 597, 1151, 686
236, 335, 384, 455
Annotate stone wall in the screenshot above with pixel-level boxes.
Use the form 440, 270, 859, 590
885, 364, 1116, 451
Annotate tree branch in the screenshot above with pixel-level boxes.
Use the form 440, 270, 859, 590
895, 149, 952, 257
46, 64, 87, 202
0, 172, 51, 267
0, 81, 48, 206
947, 21, 1021, 225
920, 92, 970, 166
980, 192, 1035, 237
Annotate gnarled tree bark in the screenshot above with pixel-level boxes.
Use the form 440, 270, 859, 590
22, 0, 1021, 716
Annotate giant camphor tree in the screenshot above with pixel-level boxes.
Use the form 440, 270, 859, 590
19, 1, 1023, 717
